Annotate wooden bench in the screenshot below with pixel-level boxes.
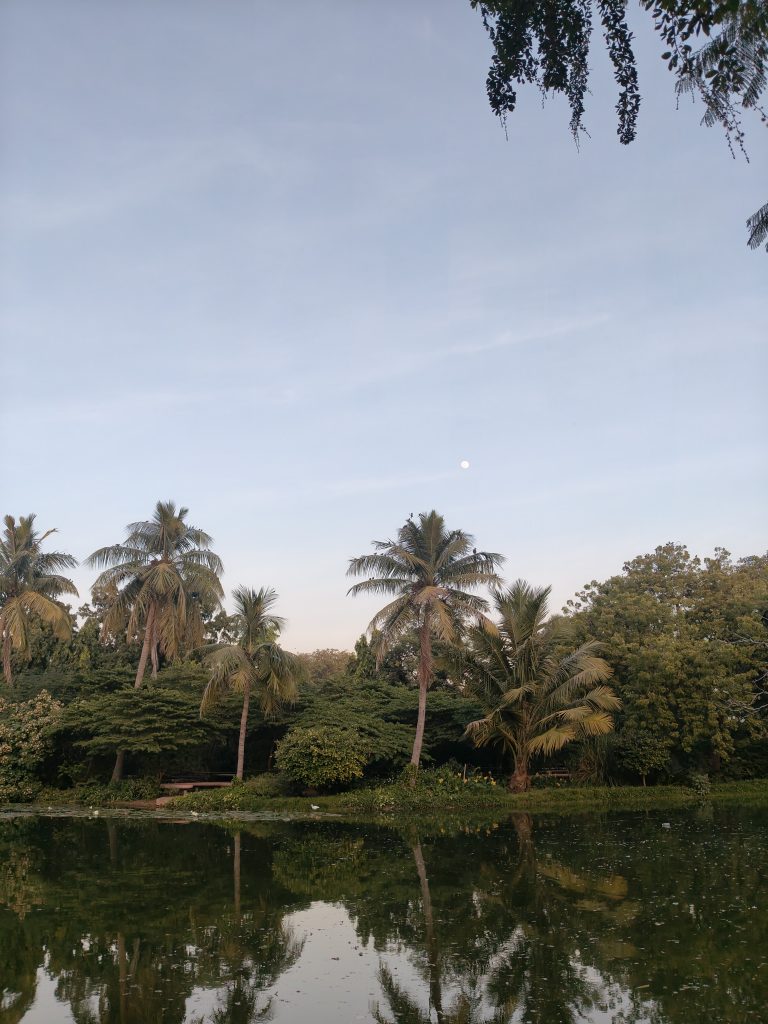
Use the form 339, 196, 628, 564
159, 780, 233, 793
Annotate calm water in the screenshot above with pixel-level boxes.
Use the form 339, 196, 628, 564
1, 807, 766, 1023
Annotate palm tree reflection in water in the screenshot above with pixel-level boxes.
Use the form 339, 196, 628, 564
373, 815, 627, 1024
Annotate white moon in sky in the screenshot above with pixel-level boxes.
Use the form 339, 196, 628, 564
460, 459, 470, 470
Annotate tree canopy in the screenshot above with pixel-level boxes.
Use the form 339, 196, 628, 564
471, 0, 768, 249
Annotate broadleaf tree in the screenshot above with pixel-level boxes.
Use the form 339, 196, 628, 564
470, 0, 767, 249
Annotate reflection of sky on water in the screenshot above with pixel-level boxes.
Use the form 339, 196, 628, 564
8, 968, 75, 1024
182, 903, 644, 1024
185, 903, 399, 1022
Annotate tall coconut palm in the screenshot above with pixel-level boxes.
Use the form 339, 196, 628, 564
0, 514, 78, 687
460, 580, 619, 792
86, 501, 224, 686
347, 511, 503, 774
201, 586, 302, 780
86, 500, 223, 781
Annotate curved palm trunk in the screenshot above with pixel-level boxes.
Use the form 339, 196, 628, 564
112, 605, 157, 784
134, 604, 156, 688
236, 680, 251, 781
410, 608, 433, 778
2, 633, 12, 688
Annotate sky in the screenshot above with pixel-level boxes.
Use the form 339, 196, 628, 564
1, 1, 765, 651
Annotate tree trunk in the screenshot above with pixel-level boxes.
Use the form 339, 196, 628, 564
233, 831, 241, 922
508, 754, 531, 792
410, 609, 433, 779
107, 822, 118, 865
509, 813, 536, 887
112, 606, 156, 784
117, 932, 128, 1024
2, 634, 12, 689
236, 681, 251, 781
150, 610, 159, 679
412, 839, 444, 1023
111, 750, 126, 784
133, 605, 155, 688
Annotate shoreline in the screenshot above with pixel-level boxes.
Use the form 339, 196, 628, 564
5, 778, 768, 825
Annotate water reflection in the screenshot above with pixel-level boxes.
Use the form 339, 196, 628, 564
0, 807, 766, 1023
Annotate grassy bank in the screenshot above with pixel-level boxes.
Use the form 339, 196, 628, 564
164, 776, 768, 821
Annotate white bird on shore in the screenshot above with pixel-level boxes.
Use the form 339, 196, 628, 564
310, 804, 320, 811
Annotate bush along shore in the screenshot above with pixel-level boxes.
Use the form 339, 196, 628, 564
24, 771, 761, 821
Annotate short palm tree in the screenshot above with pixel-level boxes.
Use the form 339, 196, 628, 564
347, 511, 503, 773
461, 581, 619, 791
201, 586, 303, 780
86, 500, 224, 688
0, 515, 78, 687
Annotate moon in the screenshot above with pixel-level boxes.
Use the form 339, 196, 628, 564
459, 459, 470, 470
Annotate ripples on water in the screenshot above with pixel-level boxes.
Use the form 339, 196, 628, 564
0, 806, 766, 1023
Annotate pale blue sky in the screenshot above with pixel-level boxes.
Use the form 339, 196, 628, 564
1, 1, 765, 649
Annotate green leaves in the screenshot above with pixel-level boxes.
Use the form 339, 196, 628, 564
0, 690, 63, 800
0, 514, 78, 686
275, 725, 368, 790
568, 543, 768, 779
85, 501, 224, 680
64, 686, 213, 756
460, 580, 618, 783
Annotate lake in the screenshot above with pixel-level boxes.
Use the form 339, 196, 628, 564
1, 806, 766, 1023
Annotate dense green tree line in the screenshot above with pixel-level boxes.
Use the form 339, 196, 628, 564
0, 503, 766, 800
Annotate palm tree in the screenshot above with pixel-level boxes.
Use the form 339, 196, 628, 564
347, 511, 503, 774
460, 581, 619, 792
200, 586, 302, 780
0, 514, 78, 687
86, 500, 223, 781
86, 501, 224, 687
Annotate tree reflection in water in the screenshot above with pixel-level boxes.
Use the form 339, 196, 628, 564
0, 808, 767, 1024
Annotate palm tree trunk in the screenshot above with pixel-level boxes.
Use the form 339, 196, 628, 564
410, 609, 433, 777
412, 839, 444, 1023
508, 753, 531, 792
112, 606, 156, 784
134, 605, 155, 688
2, 634, 12, 688
150, 610, 159, 679
234, 831, 242, 921
236, 680, 251, 781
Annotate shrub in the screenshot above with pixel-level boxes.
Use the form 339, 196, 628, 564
345, 765, 502, 815
244, 772, 293, 797
687, 772, 712, 800
0, 691, 62, 803
35, 778, 162, 806
275, 725, 368, 791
